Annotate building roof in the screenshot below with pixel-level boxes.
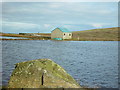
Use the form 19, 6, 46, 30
52, 27, 71, 33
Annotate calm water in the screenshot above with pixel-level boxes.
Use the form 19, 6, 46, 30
1, 40, 119, 88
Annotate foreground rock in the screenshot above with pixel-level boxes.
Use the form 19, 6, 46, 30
8, 59, 83, 88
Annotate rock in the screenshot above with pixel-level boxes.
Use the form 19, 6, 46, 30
8, 59, 83, 88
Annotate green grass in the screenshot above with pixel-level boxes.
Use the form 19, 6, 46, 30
72, 27, 119, 41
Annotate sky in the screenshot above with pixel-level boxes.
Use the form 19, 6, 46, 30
2, 2, 118, 33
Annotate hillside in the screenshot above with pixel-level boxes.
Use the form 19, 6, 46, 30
1, 27, 119, 41
72, 27, 119, 41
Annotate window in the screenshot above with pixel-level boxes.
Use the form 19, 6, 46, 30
69, 34, 71, 36
64, 33, 65, 35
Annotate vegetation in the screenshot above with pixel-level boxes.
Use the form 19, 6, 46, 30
0, 33, 51, 40
1, 27, 119, 41
72, 27, 119, 41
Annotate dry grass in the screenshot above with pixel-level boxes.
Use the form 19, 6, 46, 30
0, 33, 51, 40
72, 27, 119, 41
1, 27, 119, 41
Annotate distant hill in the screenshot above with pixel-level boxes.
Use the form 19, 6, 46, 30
72, 27, 119, 41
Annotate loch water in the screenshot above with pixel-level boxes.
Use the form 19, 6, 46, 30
1, 40, 119, 88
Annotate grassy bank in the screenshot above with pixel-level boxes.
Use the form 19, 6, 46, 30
1, 27, 119, 41
0, 33, 51, 40
72, 27, 119, 41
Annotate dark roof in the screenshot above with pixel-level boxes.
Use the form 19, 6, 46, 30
52, 27, 71, 33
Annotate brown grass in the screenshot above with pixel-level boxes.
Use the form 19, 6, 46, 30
0, 33, 51, 40
72, 27, 119, 41
1, 27, 119, 41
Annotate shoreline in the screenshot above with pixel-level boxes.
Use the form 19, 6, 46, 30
1, 27, 119, 41
0, 38, 119, 41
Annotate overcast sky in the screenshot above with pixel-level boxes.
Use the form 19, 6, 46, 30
2, 2, 118, 33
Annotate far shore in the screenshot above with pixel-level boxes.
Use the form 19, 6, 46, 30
0, 38, 120, 41
1, 27, 119, 41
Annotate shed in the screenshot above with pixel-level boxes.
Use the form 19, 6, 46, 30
51, 27, 72, 40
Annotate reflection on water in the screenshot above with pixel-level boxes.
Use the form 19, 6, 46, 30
2, 40, 119, 88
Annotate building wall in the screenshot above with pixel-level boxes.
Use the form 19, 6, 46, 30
51, 28, 72, 39
63, 33, 72, 39
51, 28, 63, 39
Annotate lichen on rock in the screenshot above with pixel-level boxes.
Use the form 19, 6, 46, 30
8, 59, 83, 88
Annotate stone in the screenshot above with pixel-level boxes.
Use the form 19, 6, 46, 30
8, 59, 83, 88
